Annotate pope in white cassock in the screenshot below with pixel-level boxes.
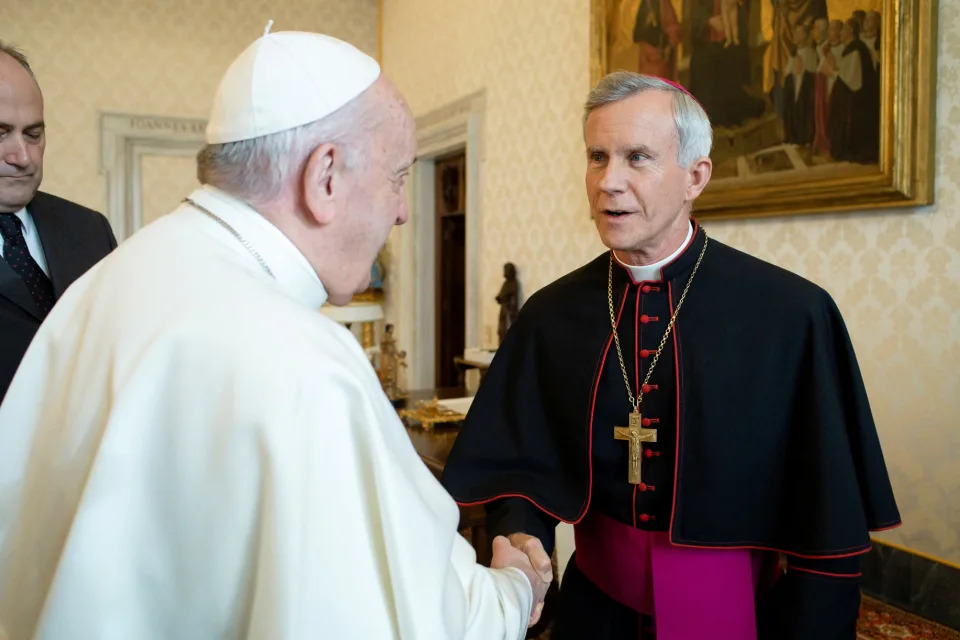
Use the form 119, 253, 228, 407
0, 28, 548, 639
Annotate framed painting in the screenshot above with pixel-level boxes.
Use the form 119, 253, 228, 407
589, 0, 938, 219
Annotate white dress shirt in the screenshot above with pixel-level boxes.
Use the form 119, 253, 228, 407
0, 207, 50, 277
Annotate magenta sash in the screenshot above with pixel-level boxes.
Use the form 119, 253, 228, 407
574, 511, 769, 640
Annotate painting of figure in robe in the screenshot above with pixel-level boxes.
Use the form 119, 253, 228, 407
600, 0, 884, 183
632, 0, 682, 79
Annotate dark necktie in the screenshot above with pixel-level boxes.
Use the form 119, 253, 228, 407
0, 213, 55, 315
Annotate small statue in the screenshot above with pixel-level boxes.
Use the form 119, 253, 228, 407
395, 349, 408, 395
378, 324, 407, 400
495, 262, 519, 345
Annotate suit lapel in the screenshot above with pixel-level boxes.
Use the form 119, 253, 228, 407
29, 193, 79, 298
0, 256, 44, 320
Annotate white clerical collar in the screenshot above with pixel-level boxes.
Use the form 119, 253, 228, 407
185, 185, 328, 309
614, 221, 694, 282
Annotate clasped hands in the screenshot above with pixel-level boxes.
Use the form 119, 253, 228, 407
490, 533, 553, 627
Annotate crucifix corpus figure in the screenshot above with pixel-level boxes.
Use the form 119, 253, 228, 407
613, 412, 658, 484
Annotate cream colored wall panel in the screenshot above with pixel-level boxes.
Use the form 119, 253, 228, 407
140, 155, 198, 227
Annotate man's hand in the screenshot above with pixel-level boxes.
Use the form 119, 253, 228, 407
506, 533, 553, 584
509, 533, 553, 626
491, 535, 550, 627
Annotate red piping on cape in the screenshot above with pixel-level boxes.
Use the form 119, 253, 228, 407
453, 281, 631, 526
662, 271, 892, 559
634, 283, 641, 398
788, 566, 863, 579
632, 277, 644, 527
455, 224, 894, 558
668, 280, 683, 541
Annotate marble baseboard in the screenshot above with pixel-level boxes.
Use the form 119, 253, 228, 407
861, 541, 960, 631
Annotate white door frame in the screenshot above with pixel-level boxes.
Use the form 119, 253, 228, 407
393, 91, 486, 389
100, 112, 206, 240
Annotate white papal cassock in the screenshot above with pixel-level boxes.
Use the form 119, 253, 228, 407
0, 186, 531, 640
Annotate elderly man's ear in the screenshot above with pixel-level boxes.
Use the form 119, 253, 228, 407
303, 144, 338, 225
685, 156, 713, 201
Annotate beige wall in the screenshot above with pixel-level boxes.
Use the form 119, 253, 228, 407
1, 0, 378, 213
383, 0, 960, 566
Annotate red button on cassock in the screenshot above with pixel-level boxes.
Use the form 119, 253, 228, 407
641, 285, 651, 294
638, 483, 648, 492
640, 349, 651, 358
641, 418, 652, 426
640, 314, 650, 324
640, 514, 652, 522
644, 449, 654, 459
641, 384, 653, 393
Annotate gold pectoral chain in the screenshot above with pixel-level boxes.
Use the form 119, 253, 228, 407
606, 235, 709, 414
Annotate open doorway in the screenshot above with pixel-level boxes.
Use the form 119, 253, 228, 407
434, 151, 466, 388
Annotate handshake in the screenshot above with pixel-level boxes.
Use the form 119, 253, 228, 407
491, 533, 554, 627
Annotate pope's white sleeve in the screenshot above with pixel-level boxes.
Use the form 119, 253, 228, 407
445, 534, 533, 640
278, 347, 535, 640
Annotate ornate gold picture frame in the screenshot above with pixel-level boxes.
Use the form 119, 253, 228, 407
590, 0, 937, 220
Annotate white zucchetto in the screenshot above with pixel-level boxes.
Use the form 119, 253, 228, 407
205, 22, 381, 144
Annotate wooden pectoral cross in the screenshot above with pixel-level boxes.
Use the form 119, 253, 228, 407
613, 412, 658, 484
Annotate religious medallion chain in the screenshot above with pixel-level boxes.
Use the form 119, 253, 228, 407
606, 234, 709, 414
184, 198, 275, 279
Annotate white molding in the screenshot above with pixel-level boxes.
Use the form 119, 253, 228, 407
99, 112, 206, 240
395, 91, 486, 389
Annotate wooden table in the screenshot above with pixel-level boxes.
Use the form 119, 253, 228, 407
452, 356, 490, 387
400, 388, 491, 566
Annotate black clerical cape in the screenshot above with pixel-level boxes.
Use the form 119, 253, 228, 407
442, 224, 900, 638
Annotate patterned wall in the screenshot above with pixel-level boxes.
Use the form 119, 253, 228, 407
0, 0, 378, 213
139, 155, 199, 227
383, 0, 960, 565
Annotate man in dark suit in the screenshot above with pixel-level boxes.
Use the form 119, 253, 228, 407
0, 43, 116, 399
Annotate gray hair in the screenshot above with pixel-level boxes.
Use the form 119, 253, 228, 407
584, 72, 712, 168
196, 92, 379, 205
0, 41, 38, 81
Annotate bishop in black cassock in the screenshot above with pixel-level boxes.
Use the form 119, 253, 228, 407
442, 72, 899, 640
